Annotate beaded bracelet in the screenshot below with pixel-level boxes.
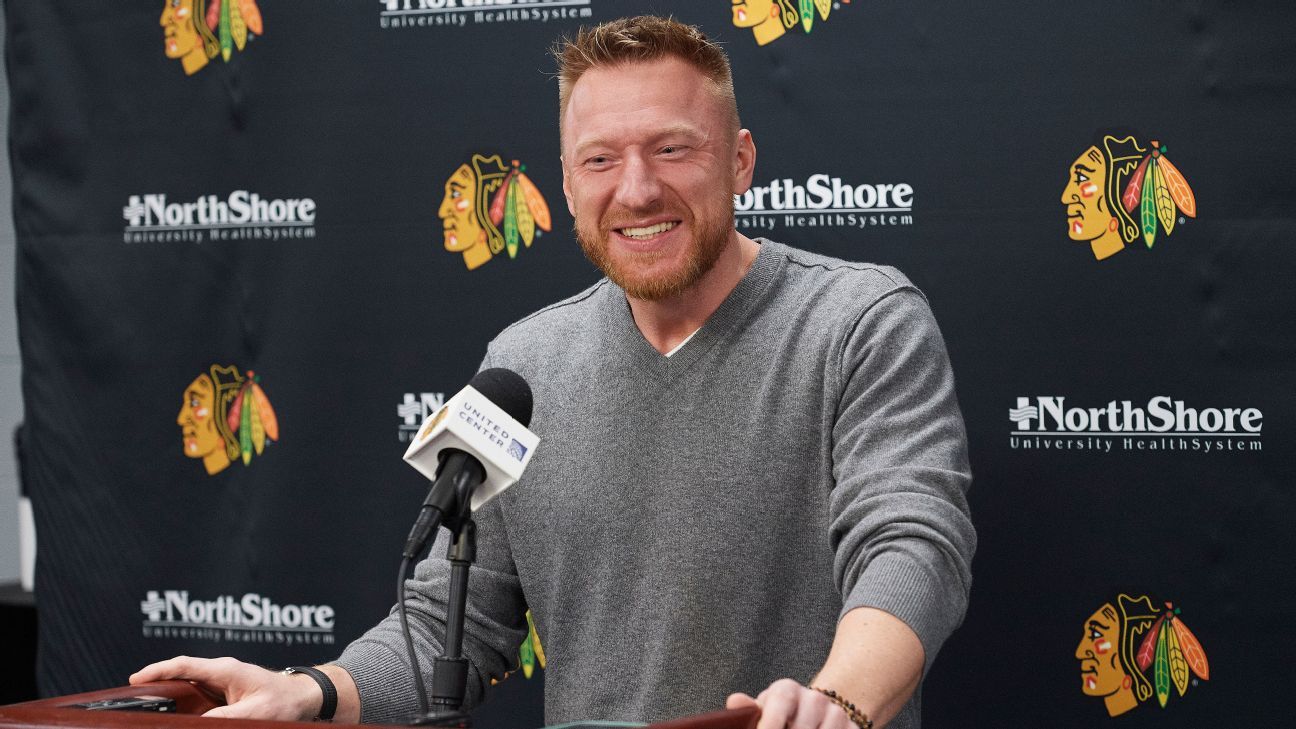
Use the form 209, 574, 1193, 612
809, 686, 873, 729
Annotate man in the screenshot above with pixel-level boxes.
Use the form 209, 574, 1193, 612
132, 16, 974, 729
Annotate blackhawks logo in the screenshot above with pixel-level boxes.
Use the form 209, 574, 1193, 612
1075, 594, 1210, 717
160, 0, 264, 76
437, 154, 552, 271
732, 0, 837, 46
1061, 134, 1197, 261
491, 611, 546, 686
177, 365, 279, 476
519, 611, 546, 679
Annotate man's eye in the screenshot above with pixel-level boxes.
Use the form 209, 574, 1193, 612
1089, 628, 1101, 640
1076, 173, 1089, 183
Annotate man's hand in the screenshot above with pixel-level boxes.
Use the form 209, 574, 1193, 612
129, 656, 339, 721
726, 679, 853, 729
724, 608, 924, 729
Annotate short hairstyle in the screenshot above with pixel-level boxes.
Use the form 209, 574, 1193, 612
553, 15, 740, 146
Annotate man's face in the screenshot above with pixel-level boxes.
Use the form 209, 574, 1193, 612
439, 164, 480, 253
177, 374, 220, 458
1075, 603, 1126, 696
732, 0, 776, 27
160, 0, 198, 59
561, 57, 751, 301
1061, 146, 1109, 242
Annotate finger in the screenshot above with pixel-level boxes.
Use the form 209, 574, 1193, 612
727, 693, 758, 709
787, 693, 829, 729
823, 704, 853, 729
755, 687, 801, 729
755, 699, 792, 729
131, 656, 244, 690
202, 703, 277, 721
203, 694, 299, 722
802, 692, 852, 729
130, 656, 206, 685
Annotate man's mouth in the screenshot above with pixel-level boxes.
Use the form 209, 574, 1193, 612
616, 221, 677, 240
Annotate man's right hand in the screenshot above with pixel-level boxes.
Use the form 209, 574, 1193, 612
129, 656, 359, 722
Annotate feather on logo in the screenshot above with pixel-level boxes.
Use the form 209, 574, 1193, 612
1076, 594, 1209, 717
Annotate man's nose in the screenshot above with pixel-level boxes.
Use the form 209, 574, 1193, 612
613, 155, 662, 211
1074, 640, 1091, 659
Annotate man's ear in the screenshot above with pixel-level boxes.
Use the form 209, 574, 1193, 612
733, 129, 756, 195
561, 154, 576, 218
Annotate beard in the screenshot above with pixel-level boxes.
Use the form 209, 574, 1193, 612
576, 197, 734, 301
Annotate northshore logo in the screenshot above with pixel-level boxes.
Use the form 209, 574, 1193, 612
1009, 396, 1262, 453
140, 589, 335, 646
378, 0, 593, 29
123, 191, 317, 244
398, 392, 446, 443
734, 174, 913, 233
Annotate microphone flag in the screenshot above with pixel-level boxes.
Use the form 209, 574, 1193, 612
403, 385, 539, 511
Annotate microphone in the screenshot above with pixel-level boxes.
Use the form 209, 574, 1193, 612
395, 368, 537, 723
400, 368, 538, 559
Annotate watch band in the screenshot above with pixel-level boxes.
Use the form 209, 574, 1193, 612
282, 665, 337, 722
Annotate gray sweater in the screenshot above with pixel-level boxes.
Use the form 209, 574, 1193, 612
336, 240, 975, 728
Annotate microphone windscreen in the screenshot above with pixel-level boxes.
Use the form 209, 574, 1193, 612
469, 368, 533, 427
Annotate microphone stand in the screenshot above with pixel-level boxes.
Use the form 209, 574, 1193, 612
416, 519, 476, 726
407, 464, 479, 727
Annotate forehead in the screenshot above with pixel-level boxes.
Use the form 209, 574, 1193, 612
1085, 603, 1118, 626
446, 164, 474, 188
562, 57, 722, 149
1073, 146, 1105, 168
186, 375, 213, 396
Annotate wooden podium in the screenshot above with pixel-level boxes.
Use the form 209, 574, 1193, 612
0, 681, 759, 729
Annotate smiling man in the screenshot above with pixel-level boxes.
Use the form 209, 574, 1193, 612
132, 16, 974, 729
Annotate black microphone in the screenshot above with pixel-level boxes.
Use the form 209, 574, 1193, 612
402, 368, 534, 559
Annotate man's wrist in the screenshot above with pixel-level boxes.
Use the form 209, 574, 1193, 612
809, 686, 873, 729
317, 664, 362, 723
281, 666, 336, 721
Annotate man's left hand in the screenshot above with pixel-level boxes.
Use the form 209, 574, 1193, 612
727, 678, 853, 729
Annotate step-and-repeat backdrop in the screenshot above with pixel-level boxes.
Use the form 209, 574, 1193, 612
8, 2, 1294, 727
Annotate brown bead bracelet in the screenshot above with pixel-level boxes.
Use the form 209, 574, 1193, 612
809, 686, 874, 729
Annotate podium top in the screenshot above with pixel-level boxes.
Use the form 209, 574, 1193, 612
0, 682, 759, 729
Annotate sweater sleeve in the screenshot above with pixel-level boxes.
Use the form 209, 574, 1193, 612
829, 286, 975, 675
333, 351, 531, 724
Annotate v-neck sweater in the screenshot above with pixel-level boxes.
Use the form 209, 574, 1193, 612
337, 240, 975, 729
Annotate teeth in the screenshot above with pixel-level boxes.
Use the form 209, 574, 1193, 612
620, 221, 676, 239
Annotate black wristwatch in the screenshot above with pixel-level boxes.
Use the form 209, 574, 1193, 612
282, 665, 337, 722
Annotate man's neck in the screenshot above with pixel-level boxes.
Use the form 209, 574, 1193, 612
626, 233, 760, 355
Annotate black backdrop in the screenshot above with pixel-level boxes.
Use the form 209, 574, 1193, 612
8, 1, 1295, 727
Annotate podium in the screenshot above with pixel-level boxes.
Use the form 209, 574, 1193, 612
0, 681, 760, 729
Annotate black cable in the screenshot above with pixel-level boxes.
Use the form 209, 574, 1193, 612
398, 555, 430, 717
